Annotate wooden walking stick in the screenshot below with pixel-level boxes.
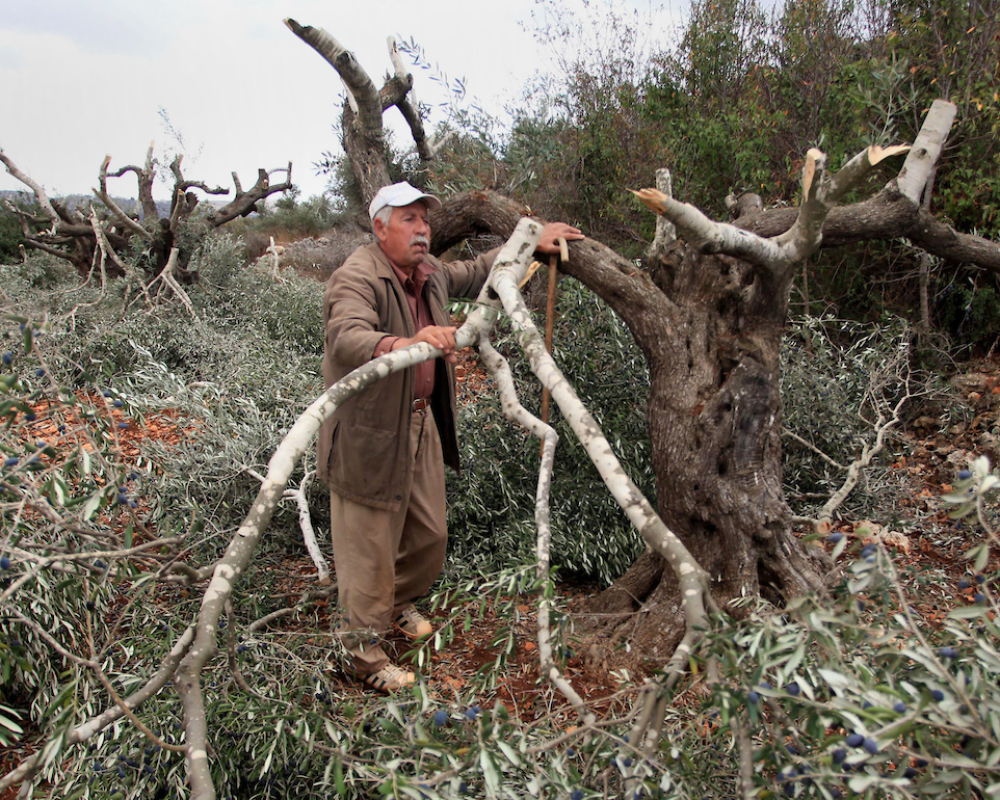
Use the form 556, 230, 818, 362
540, 237, 568, 457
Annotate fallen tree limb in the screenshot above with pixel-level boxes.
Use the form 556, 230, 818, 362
475, 337, 591, 718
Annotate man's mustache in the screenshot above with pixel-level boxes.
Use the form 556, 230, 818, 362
411, 235, 429, 247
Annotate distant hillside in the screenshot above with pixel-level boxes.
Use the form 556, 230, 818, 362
0, 190, 198, 221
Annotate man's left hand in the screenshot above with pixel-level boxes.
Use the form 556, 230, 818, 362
536, 222, 584, 255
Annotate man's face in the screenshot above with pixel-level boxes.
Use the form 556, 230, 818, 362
374, 201, 431, 271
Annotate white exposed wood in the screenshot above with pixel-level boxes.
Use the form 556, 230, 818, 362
633, 187, 788, 266
897, 99, 957, 205
284, 470, 331, 585
476, 339, 589, 717
266, 236, 286, 282
341, 77, 360, 115
801, 148, 822, 199
387, 36, 416, 107
773, 148, 829, 263
247, 465, 329, 584
147, 247, 197, 319
647, 168, 676, 258
636, 133, 915, 277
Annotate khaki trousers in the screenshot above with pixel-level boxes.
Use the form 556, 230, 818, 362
329, 407, 447, 675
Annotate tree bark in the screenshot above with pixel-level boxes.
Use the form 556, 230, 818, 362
429, 190, 832, 660
284, 19, 394, 206
583, 245, 828, 662
303, 36, 994, 671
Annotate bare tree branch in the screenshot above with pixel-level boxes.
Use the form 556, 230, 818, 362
249, 465, 331, 585
108, 141, 158, 220
284, 20, 383, 133
476, 338, 591, 718
0, 148, 61, 227
634, 138, 907, 278
897, 99, 958, 205
146, 247, 197, 318
484, 221, 720, 671
206, 165, 293, 228
815, 384, 911, 532
95, 155, 153, 241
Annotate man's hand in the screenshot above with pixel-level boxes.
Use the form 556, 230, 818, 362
536, 222, 584, 255
394, 325, 459, 363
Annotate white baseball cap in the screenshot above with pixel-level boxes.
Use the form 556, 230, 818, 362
368, 182, 442, 220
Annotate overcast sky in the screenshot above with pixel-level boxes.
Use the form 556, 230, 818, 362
0, 0, 688, 203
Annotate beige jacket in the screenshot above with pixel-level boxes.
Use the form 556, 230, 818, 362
318, 242, 496, 510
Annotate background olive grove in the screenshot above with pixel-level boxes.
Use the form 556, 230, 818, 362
2, 0, 1000, 797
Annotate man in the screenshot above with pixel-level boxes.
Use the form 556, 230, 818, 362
318, 181, 582, 692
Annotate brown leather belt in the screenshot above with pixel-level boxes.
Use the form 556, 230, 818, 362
412, 398, 429, 412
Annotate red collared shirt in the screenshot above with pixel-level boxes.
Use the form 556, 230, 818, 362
374, 260, 436, 400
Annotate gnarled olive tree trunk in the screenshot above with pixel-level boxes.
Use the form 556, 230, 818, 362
585, 244, 826, 661
430, 192, 828, 657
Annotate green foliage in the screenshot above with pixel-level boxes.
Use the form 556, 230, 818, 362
0, 241, 333, 796
883, 0, 1000, 239
936, 278, 1000, 352
239, 189, 346, 240
1, 222, 997, 798
780, 314, 924, 516
686, 534, 1000, 799
416, 0, 997, 340
0, 207, 27, 264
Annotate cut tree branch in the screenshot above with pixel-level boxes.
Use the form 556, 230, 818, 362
476, 338, 590, 719
284, 19, 383, 133
0, 626, 195, 794
485, 221, 720, 677
206, 165, 293, 228
108, 142, 158, 220
635, 139, 902, 279
0, 148, 60, 227
897, 99, 958, 205
166, 217, 716, 797
96, 155, 153, 240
